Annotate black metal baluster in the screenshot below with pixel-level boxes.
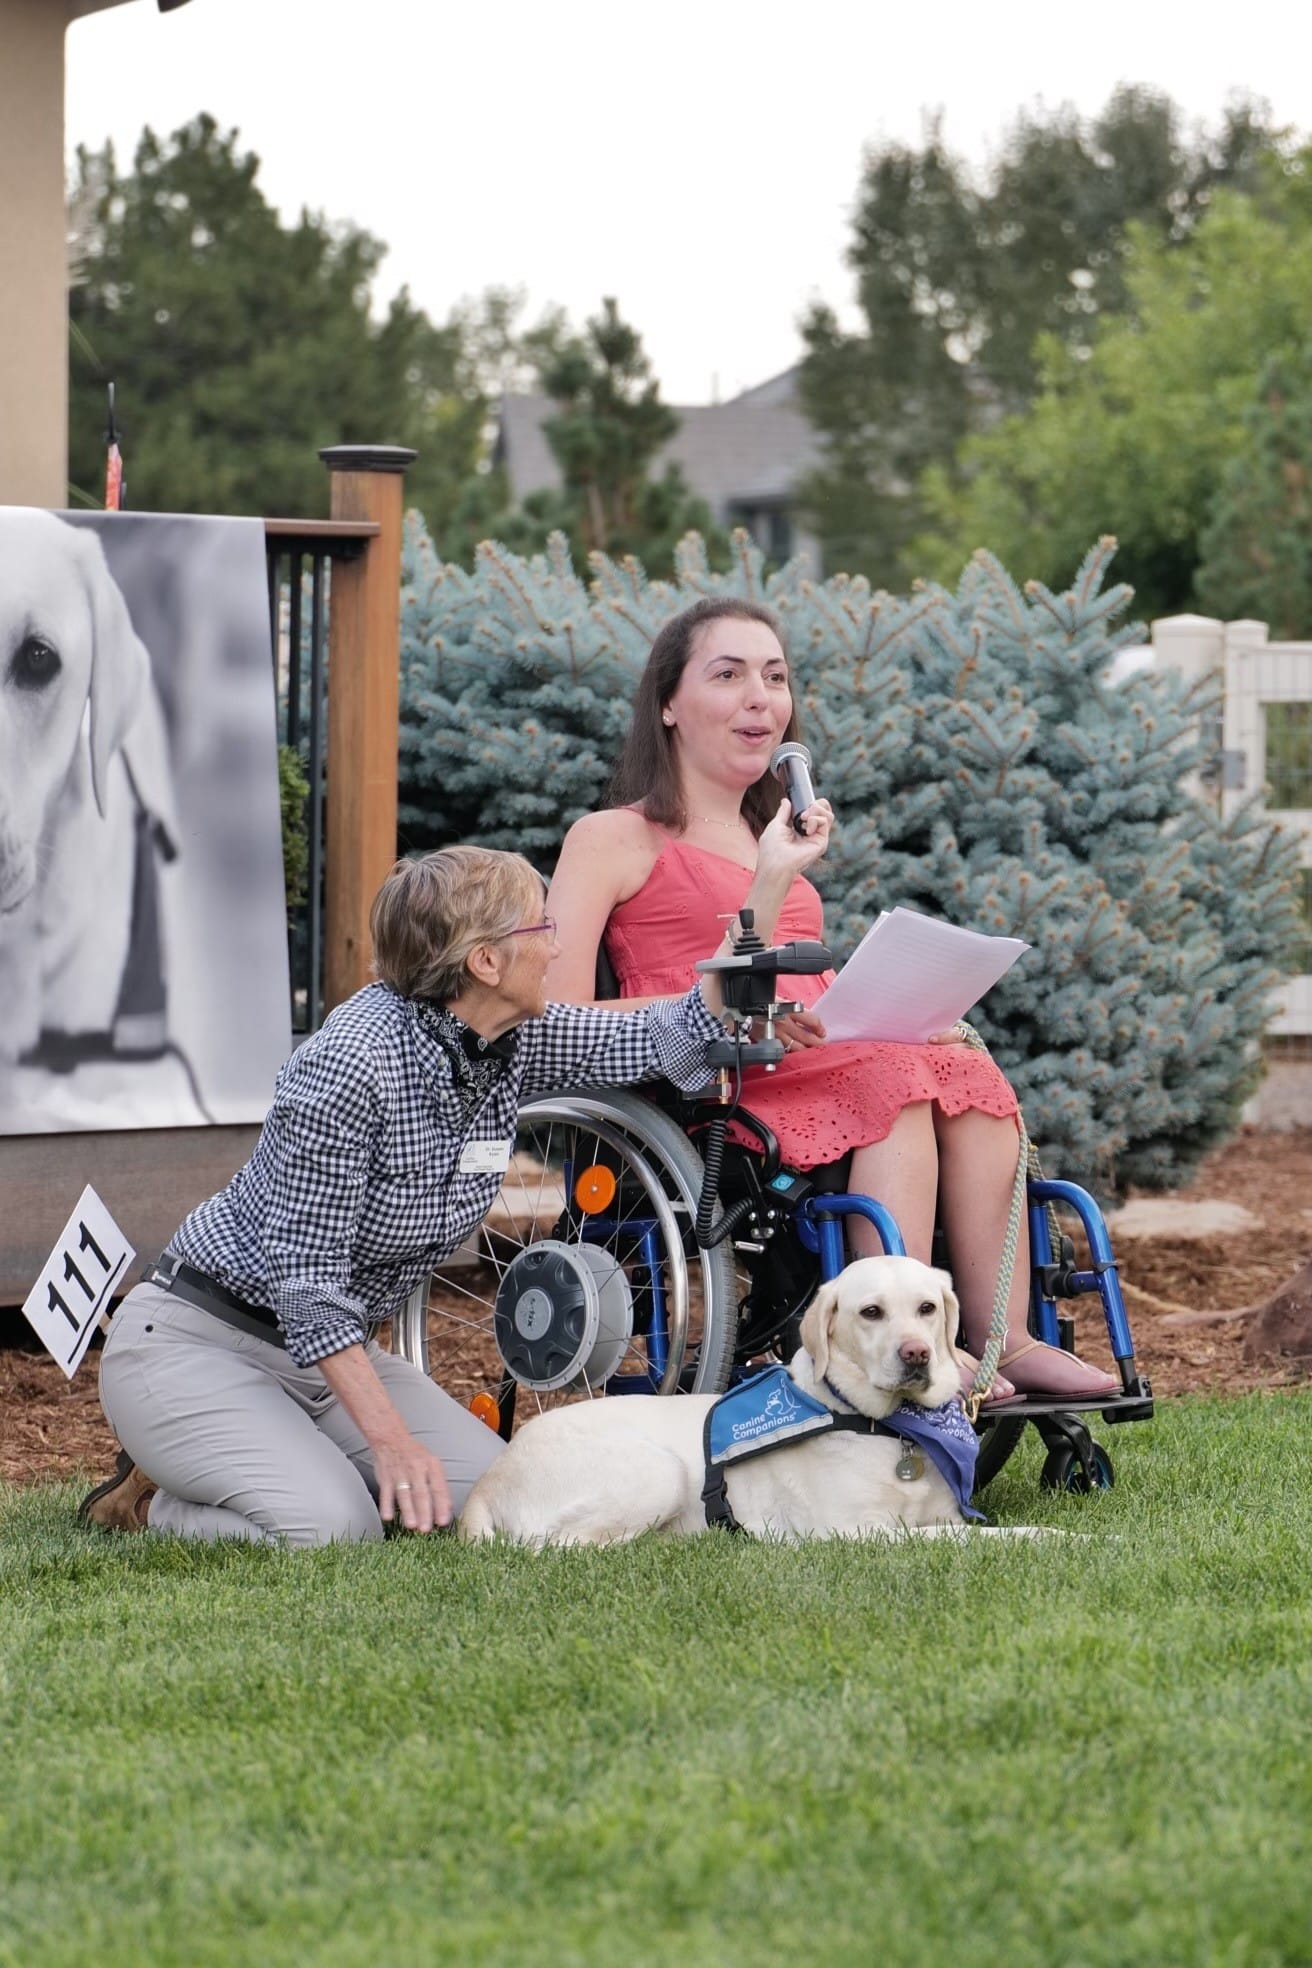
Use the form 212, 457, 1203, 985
286, 552, 303, 754
266, 548, 281, 723
307, 555, 328, 1032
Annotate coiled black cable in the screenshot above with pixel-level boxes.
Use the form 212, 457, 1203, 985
694, 1111, 757, 1249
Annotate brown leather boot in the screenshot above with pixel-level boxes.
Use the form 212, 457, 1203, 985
78, 1449, 156, 1532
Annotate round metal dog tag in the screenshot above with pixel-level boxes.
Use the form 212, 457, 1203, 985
895, 1439, 924, 1482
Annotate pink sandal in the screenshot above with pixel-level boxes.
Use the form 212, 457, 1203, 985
997, 1336, 1119, 1401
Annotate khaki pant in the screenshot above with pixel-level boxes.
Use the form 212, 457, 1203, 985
99, 1283, 504, 1547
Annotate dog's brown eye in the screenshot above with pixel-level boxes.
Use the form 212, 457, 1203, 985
918, 1301, 937, 1317
11, 636, 61, 691
858, 1304, 885, 1321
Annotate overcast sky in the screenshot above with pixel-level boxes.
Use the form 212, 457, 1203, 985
65, 0, 1312, 404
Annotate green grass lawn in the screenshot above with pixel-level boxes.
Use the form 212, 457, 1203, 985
3, 1392, 1311, 1968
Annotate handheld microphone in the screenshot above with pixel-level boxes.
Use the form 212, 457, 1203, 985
769, 742, 817, 833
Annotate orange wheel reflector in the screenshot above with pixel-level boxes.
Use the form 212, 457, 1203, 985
470, 1392, 501, 1433
574, 1163, 618, 1214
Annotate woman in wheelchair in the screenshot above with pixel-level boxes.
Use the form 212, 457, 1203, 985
547, 596, 1119, 1405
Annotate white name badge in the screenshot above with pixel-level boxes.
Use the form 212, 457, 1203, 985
459, 1138, 513, 1176
23, 1185, 135, 1379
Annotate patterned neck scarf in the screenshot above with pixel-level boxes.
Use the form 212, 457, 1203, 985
822, 1375, 984, 1521
415, 1001, 518, 1115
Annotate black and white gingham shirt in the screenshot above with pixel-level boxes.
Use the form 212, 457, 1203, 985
172, 982, 721, 1369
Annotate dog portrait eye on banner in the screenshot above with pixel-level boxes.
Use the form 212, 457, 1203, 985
0, 508, 291, 1136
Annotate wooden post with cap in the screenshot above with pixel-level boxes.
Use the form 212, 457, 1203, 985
319, 444, 416, 1012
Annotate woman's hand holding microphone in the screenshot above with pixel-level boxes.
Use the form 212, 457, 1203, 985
757, 793, 834, 871
755, 752, 969, 1055
740, 751, 835, 1052
758, 739, 834, 877
736, 795, 834, 960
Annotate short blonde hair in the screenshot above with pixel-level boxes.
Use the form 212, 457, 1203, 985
370, 847, 545, 1003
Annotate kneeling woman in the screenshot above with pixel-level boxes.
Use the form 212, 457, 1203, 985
81, 846, 729, 1546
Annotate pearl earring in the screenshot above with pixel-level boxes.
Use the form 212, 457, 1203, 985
662, 714, 674, 727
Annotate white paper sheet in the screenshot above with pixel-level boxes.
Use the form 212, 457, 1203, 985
812, 907, 1029, 1044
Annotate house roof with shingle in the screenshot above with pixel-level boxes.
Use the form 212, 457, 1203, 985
497, 367, 822, 523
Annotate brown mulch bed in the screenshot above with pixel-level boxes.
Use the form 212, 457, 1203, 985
1102, 1126, 1312, 1400
4, 1127, 1310, 1487
0, 1349, 113, 1486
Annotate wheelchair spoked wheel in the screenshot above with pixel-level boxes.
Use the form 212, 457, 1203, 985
392, 1089, 738, 1433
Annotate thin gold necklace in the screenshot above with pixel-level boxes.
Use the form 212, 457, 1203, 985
694, 815, 748, 830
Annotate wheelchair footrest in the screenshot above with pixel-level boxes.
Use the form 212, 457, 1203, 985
1102, 1394, 1155, 1425
977, 1386, 1153, 1426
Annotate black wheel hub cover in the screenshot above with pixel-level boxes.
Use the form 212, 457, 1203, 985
493, 1239, 633, 1393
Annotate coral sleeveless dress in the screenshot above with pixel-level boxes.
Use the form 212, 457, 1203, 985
604, 838, 1018, 1170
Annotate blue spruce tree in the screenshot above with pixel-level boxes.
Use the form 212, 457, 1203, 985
398, 522, 1302, 1189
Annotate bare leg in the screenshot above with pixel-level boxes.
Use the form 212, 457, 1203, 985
935, 1108, 1118, 1399
845, 1105, 1014, 1399
846, 1102, 938, 1262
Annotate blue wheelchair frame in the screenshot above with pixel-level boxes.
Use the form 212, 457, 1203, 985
793, 1180, 1136, 1371
564, 1151, 1141, 1397
559, 1132, 1151, 1493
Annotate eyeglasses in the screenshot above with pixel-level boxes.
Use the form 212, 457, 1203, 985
503, 917, 557, 940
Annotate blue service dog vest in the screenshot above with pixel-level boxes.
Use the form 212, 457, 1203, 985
701, 1365, 984, 1530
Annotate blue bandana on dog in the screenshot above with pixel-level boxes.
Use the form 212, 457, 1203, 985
701, 1364, 983, 1529
876, 1395, 984, 1522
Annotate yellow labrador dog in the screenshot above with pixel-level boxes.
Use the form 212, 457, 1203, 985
0, 510, 196, 1125
461, 1255, 1007, 1546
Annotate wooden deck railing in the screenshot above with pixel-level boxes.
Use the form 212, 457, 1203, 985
266, 446, 414, 1032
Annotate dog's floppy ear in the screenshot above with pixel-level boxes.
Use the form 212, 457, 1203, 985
932, 1268, 962, 1360
77, 529, 151, 818
798, 1278, 844, 1382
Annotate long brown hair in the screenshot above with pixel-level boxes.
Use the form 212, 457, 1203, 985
607, 597, 802, 835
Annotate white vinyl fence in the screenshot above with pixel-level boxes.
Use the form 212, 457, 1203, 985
1117, 615, 1312, 1039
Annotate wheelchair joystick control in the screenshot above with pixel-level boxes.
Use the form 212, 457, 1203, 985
695, 913, 833, 1097
690, 908, 830, 1249
731, 907, 765, 954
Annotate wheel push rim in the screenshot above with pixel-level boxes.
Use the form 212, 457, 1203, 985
392, 1094, 734, 1420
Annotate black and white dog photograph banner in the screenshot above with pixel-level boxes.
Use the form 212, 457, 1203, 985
0, 508, 292, 1135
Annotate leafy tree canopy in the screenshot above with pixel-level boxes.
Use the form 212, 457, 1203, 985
799, 88, 1290, 588
68, 136, 717, 577
909, 156, 1312, 618
1195, 338, 1312, 636
67, 115, 491, 537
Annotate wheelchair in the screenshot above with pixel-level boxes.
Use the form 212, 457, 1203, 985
393, 917, 1153, 1499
